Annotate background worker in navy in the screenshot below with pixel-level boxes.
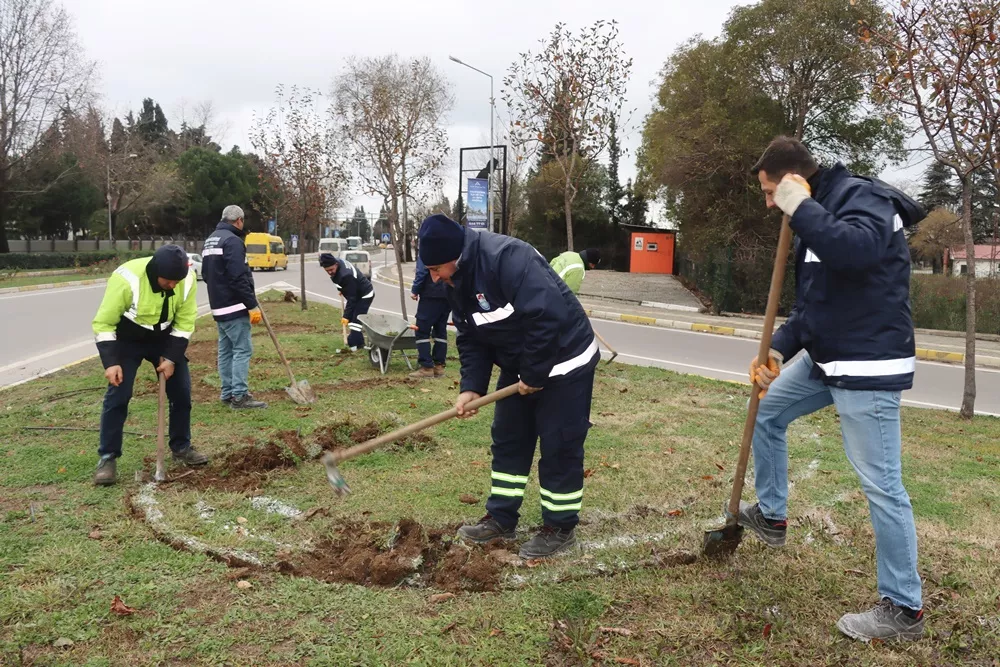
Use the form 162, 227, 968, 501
91, 245, 206, 485
202, 205, 266, 410
417, 214, 599, 560
408, 254, 449, 379
319, 252, 374, 351
744, 136, 924, 642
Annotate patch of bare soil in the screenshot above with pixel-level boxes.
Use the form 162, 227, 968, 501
169, 441, 299, 494
311, 419, 437, 452
185, 340, 217, 366
283, 518, 506, 592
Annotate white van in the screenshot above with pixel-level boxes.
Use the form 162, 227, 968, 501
345, 250, 372, 278
346, 236, 363, 251
318, 237, 348, 257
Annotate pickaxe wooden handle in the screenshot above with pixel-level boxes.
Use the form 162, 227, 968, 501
593, 329, 618, 364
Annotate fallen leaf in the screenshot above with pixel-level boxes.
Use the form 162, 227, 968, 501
236, 580, 252, 590
420, 388, 431, 393
599, 626, 634, 637
525, 558, 544, 568
610, 463, 620, 470
843, 568, 867, 577
614, 659, 640, 666
976, 456, 984, 462
429, 593, 455, 604
442, 622, 458, 633
299, 507, 328, 522
110, 595, 137, 615
409, 403, 417, 409
236, 516, 248, 525
763, 623, 772, 639
599, 412, 616, 417
583, 468, 595, 478
225, 568, 251, 580
489, 628, 503, 637
715, 462, 725, 471
664, 448, 675, 454
619, 388, 628, 393
78, 449, 86, 455
650, 398, 661, 404
459, 494, 479, 505
667, 509, 684, 517
470, 461, 485, 468
88, 529, 102, 540
6, 450, 14, 457
701, 475, 714, 481
53, 637, 74, 648
58, 467, 67, 474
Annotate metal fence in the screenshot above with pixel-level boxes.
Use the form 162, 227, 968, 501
6, 236, 319, 254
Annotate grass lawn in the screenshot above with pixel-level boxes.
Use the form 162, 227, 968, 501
0, 273, 111, 289
1, 292, 998, 666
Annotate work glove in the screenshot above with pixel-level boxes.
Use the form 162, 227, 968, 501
341, 318, 350, 326
249, 309, 263, 325
749, 349, 783, 399
773, 174, 812, 217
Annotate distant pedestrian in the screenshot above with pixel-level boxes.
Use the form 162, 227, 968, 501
319, 252, 375, 351
409, 255, 449, 378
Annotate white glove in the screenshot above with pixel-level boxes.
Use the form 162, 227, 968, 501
774, 174, 812, 216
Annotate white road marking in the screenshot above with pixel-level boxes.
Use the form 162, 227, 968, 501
0, 284, 106, 301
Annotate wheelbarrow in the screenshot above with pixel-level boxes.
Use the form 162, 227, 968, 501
358, 313, 418, 375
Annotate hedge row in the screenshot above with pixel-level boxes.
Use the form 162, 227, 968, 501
910, 274, 1000, 335
0, 251, 154, 271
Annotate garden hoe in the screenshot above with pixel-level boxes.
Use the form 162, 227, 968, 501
593, 329, 618, 364
154, 371, 167, 483
322, 383, 522, 495
703, 213, 793, 558
259, 305, 316, 404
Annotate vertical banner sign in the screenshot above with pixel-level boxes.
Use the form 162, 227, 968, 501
267, 219, 276, 234
466, 178, 489, 228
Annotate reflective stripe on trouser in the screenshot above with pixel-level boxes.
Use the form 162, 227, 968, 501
345, 295, 374, 349
415, 297, 449, 368
485, 367, 595, 531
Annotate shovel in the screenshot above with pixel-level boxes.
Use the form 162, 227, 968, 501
322, 383, 522, 495
258, 305, 316, 405
154, 371, 167, 482
703, 214, 793, 558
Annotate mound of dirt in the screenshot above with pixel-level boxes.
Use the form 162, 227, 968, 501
284, 518, 505, 592
171, 441, 299, 494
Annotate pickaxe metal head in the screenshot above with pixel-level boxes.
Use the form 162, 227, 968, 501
321, 451, 351, 496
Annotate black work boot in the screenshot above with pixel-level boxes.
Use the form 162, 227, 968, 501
457, 515, 516, 544
519, 525, 577, 559
94, 456, 117, 486
230, 394, 267, 410
732, 501, 787, 547
172, 447, 209, 466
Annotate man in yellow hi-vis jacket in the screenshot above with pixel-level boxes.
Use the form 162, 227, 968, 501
91, 245, 207, 485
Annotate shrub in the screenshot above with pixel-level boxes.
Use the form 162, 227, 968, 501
0, 251, 153, 271
910, 274, 1000, 334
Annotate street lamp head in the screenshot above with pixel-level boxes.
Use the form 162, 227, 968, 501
448, 55, 463, 65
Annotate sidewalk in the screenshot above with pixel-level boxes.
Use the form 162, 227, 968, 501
375, 263, 1000, 369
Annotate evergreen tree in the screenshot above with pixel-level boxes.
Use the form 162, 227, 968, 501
606, 117, 625, 227
622, 179, 648, 227
918, 161, 958, 213
971, 167, 998, 242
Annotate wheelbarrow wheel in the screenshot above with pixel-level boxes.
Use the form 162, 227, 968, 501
369, 346, 387, 370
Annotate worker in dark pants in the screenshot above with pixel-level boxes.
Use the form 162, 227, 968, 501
409, 254, 449, 379
319, 253, 374, 351
91, 246, 208, 485
417, 214, 599, 560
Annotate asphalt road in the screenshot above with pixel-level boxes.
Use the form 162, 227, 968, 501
2, 253, 999, 418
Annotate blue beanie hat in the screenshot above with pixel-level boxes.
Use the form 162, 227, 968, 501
318, 253, 337, 268
418, 214, 465, 266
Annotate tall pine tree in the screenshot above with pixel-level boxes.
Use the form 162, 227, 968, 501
606, 117, 624, 226
971, 167, 998, 242
918, 161, 958, 213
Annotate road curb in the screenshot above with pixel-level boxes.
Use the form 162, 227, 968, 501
373, 266, 1000, 370
0, 278, 108, 294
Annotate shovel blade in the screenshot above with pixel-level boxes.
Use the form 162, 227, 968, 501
285, 379, 316, 405
702, 523, 744, 558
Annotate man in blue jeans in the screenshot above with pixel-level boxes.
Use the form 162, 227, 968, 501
408, 254, 449, 379
202, 205, 267, 409
742, 137, 924, 642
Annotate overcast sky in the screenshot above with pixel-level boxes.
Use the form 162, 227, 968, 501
72, 0, 925, 224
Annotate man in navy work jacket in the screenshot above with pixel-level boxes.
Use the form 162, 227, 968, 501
319, 252, 374, 351
409, 254, 449, 379
417, 214, 599, 560
744, 136, 923, 642
202, 205, 267, 410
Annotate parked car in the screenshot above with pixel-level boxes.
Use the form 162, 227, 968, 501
345, 250, 372, 279
188, 253, 203, 281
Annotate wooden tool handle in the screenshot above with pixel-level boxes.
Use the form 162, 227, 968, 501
258, 305, 297, 386
728, 215, 793, 518
593, 329, 615, 353
156, 371, 166, 477
330, 383, 522, 464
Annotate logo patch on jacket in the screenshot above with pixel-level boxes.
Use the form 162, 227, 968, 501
476, 293, 491, 310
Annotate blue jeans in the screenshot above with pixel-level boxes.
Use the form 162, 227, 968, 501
217, 316, 253, 400
99, 341, 191, 458
752, 354, 922, 610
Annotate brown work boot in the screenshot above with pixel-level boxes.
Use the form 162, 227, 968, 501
409, 366, 436, 379
434, 364, 445, 377
172, 447, 209, 466
94, 456, 117, 486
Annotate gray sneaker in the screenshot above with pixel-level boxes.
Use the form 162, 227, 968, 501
730, 501, 787, 547
94, 456, 117, 486
457, 515, 516, 544
837, 599, 925, 642
519, 526, 577, 559
230, 394, 267, 409
172, 447, 209, 466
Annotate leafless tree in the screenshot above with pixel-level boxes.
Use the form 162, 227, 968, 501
0, 0, 96, 251
332, 55, 452, 320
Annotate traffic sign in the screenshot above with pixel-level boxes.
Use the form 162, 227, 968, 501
381, 233, 391, 244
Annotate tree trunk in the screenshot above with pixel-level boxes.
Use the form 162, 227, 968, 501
390, 195, 408, 321
0, 183, 10, 253
564, 180, 574, 252
960, 178, 976, 419
300, 218, 308, 311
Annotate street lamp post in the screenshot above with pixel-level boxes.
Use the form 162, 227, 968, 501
448, 55, 495, 232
